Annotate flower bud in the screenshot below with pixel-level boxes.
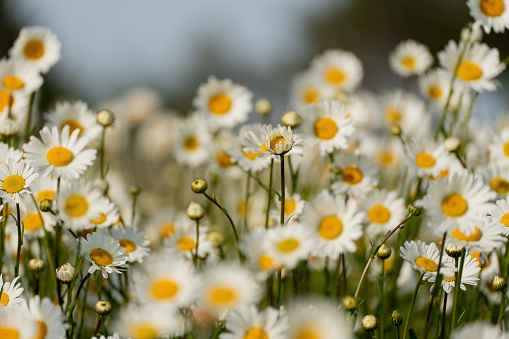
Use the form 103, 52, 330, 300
376, 244, 392, 260
129, 185, 142, 196
255, 99, 272, 116
281, 111, 302, 128
391, 310, 403, 327
444, 137, 461, 152
493, 275, 507, 292
187, 202, 204, 220
95, 300, 112, 315
96, 108, 115, 127
93, 177, 109, 194
408, 203, 423, 216
207, 230, 224, 247
28, 258, 46, 273
40, 199, 53, 212
390, 124, 401, 137
445, 243, 462, 258
0, 118, 19, 137
342, 296, 358, 311
56, 263, 77, 284
362, 315, 379, 332
191, 178, 208, 193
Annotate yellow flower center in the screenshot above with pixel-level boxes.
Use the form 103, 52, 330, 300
216, 152, 232, 168
385, 107, 401, 124
65, 195, 89, 218
325, 68, 346, 85
451, 226, 482, 242
456, 61, 483, 81
0, 327, 20, 339
480, 0, 505, 16
415, 152, 436, 168
441, 194, 468, 217
160, 222, 175, 238
368, 205, 391, 224
61, 120, 83, 135
278, 238, 300, 253
36, 189, 56, 202
284, 199, 297, 215
341, 166, 363, 185
23, 214, 42, 232
0, 90, 14, 112
46, 147, 73, 167
90, 248, 114, 267
490, 177, 509, 194
209, 94, 232, 115
0, 292, 9, 306
119, 239, 136, 254
318, 216, 343, 240
131, 324, 158, 339
33, 320, 48, 339
269, 136, 287, 152
470, 251, 482, 268
303, 88, 319, 104
244, 328, 269, 339
183, 136, 198, 151
500, 212, 509, 227
428, 86, 443, 99
415, 257, 438, 272
503, 141, 509, 157
2, 75, 25, 91
91, 213, 107, 225
209, 286, 236, 305
313, 117, 338, 140
401, 57, 416, 69
259, 254, 274, 270
177, 237, 196, 252
243, 150, 261, 161
150, 279, 179, 299
24, 40, 45, 60
2, 175, 25, 194
238, 200, 247, 216
297, 328, 320, 339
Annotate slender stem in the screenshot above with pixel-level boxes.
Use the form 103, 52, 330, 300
267, 275, 273, 307
379, 260, 385, 339
402, 273, 424, 339
276, 271, 283, 308
76, 278, 89, 339
68, 272, 91, 338
131, 192, 138, 228
441, 292, 448, 339
14, 203, 22, 278
0, 199, 4, 273
342, 253, 347, 296
334, 252, 342, 304
35, 275, 40, 295
265, 159, 274, 230
194, 219, 200, 268
397, 327, 401, 339
99, 127, 106, 179
280, 155, 285, 226
243, 172, 251, 231
24, 92, 35, 142
323, 257, 330, 296
450, 248, 466, 333
93, 315, 103, 337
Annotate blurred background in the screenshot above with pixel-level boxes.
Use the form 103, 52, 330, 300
1, 0, 508, 117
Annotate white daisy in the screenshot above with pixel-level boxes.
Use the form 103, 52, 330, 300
331, 152, 379, 197
29, 175, 57, 203
0, 89, 28, 120
467, 0, 509, 33
221, 305, 288, 339
0, 143, 22, 164
288, 70, 332, 110
419, 68, 452, 108
209, 131, 242, 179
310, 49, 364, 92
173, 114, 212, 168
80, 232, 128, 279
87, 197, 120, 229
266, 223, 315, 270
9, 26, 61, 73
193, 76, 252, 130
0, 274, 24, 308
406, 139, 449, 178
360, 189, 407, 237
241, 229, 279, 280
389, 39, 433, 77
244, 124, 303, 158
0, 158, 38, 203
0, 305, 35, 339
478, 162, 509, 197
229, 124, 271, 173
446, 218, 506, 252
143, 209, 185, 246
488, 197, 509, 235
23, 125, 97, 180
302, 190, 365, 258
450, 322, 509, 339
429, 251, 480, 293
488, 126, 509, 164
270, 189, 306, 224
19, 196, 55, 238
164, 218, 216, 261
27, 296, 66, 339
344, 93, 372, 128
0, 58, 43, 95
299, 99, 355, 155
400, 240, 456, 280
109, 226, 150, 263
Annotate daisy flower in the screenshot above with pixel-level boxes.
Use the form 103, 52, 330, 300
288, 71, 332, 110
423, 171, 495, 234
221, 305, 288, 339
19, 196, 55, 238
164, 218, 216, 261
429, 251, 481, 293
419, 68, 452, 108
266, 223, 315, 270
87, 197, 120, 229
450, 322, 509, 339
360, 189, 407, 237
270, 189, 305, 224
244, 124, 303, 158
241, 229, 279, 279
389, 39, 433, 77
44, 100, 102, 141
132, 256, 198, 308
0, 58, 43, 95
438, 41, 506, 92
467, 0, 509, 33
400, 240, 456, 280
193, 76, 252, 130
80, 232, 128, 279
331, 152, 379, 197
209, 131, 242, 179
229, 124, 271, 173
299, 99, 355, 155
488, 197, 509, 235
27, 296, 66, 339
0, 274, 24, 308
0, 158, 38, 203
310, 49, 364, 92
9, 26, 61, 73
29, 175, 56, 204
143, 209, 185, 246
0, 306, 35, 339
302, 190, 365, 258
344, 94, 372, 127
173, 114, 212, 168
109, 227, 150, 263
446, 219, 506, 252
405, 139, 449, 178
23, 125, 97, 180
0, 89, 28, 120
92, 334, 122, 339
488, 126, 509, 164
478, 162, 509, 197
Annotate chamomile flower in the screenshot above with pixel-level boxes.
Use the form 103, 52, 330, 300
133, 257, 198, 307
270, 189, 305, 224
360, 189, 407, 236
9, 26, 61, 73
19, 196, 55, 238
400, 240, 456, 280
92, 334, 122, 339
299, 99, 355, 155
0, 158, 38, 203
289, 71, 332, 110
429, 252, 480, 293
221, 305, 288, 339
44, 100, 102, 141
467, 0, 509, 33
478, 163, 509, 197
488, 126, 509, 164
209, 131, 242, 179
0, 89, 28, 120
23, 125, 97, 180
406, 140, 449, 178
266, 223, 315, 270
310, 49, 364, 92
194, 76, 252, 130
27, 296, 66, 339
80, 232, 128, 279
331, 152, 379, 197
241, 229, 279, 279
0, 274, 24, 308
109, 227, 150, 263
419, 68, 452, 109
143, 209, 186, 246
0, 141, 23, 164
389, 39, 433, 77
229, 124, 271, 173
164, 218, 216, 261
302, 190, 365, 258
0, 58, 43, 95
438, 41, 506, 92
248, 124, 303, 157
29, 175, 56, 204
173, 114, 212, 168
423, 171, 495, 233
488, 197, 509, 235
0, 306, 35, 339
87, 197, 120, 229
450, 322, 509, 339
446, 219, 506, 254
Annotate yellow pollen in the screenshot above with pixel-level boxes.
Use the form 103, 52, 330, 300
90, 248, 114, 267
490, 177, 509, 194
36, 189, 56, 202
313, 117, 338, 140
0, 292, 9, 306
150, 279, 179, 299
33, 320, 48, 339
91, 213, 107, 225
216, 152, 232, 168
297, 328, 319, 339
209, 94, 232, 115
303, 88, 319, 104
0, 327, 20, 339
500, 212, 509, 227
243, 150, 261, 161
24, 40, 45, 60
131, 324, 158, 339
415, 257, 438, 272
269, 136, 287, 152
368, 205, 391, 224
278, 238, 300, 253
160, 222, 175, 238
46, 147, 73, 167
61, 120, 83, 135
480, 0, 505, 16
183, 136, 198, 151
503, 141, 509, 157
244, 328, 269, 339
259, 254, 274, 270
318, 216, 343, 240
119, 239, 136, 254
451, 226, 482, 242
441, 194, 468, 217
238, 200, 247, 216
0, 90, 14, 111
385, 107, 401, 124
210, 287, 236, 304
443, 275, 455, 283
341, 166, 363, 185
23, 214, 42, 232
325, 68, 346, 85
428, 86, 443, 99
177, 237, 196, 252
401, 57, 416, 69
284, 199, 297, 215
2, 75, 25, 91
456, 61, 483, 81
2, 175, 25, 194
65, 195, 89, 218
415, 152, 436, 168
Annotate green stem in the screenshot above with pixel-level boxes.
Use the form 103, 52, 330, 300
280, 155, 285, 226
450, 248, 466, 333
0, 199, 5, 273
334, 252, 342, 304
99, 127, 106, 179
276, 270, 283, 308
131, 192, 138, 228
243, 172, 251, 231
67, 272, 91, 338
24, 92, 36, 142
379, 260, 385, 339
402, 273, 424, 339
14, 203, 22, 278
265, 159, 274, 229
323, 257, 330, 296
194, 219, 200, 268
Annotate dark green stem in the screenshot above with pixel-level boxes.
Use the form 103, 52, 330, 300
402, 273, 424, 339
14, 203, 22, 278
280, 155, 285, 226
450, 248, 466, 333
